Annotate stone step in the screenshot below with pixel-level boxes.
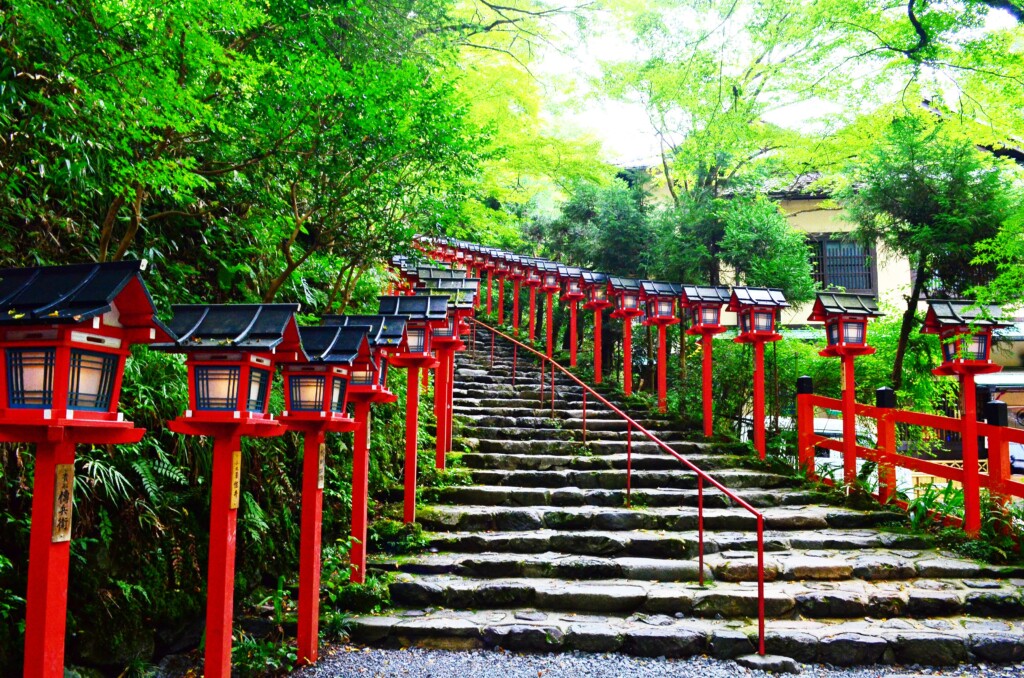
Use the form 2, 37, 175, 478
469, 439, 711, 457
425, 528, 935, 559
420, 485, 832, 509
347, 609, 1024, 666
455, 413, 697, 434
464, 426, 694, 442
372, 549, 1024, 584
387, 573, 1024, 620
464, 468, 801, 491
458, 452, 746, 473
417, 504, 903, 533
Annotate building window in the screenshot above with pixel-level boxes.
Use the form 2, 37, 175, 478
810, 235, 876, 293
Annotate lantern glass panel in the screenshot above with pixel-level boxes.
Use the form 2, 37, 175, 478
351, 367, 375, 386
843, 320, 865, 345
247, 367, 270, 412
331, 378, 347, 413
435, 317, 455, 338
195, 365, 240, 411
740, 311, 751, 333
6, 347, 55, 408
622, 293, 638, 309
592, 287, 607, 302
657, 299, 674, 317
701, 306, 720, 326
289, 375, 325, 411
942, 340, 958, 363
754, 311, 774, 332
407, 328, 426, 353
827, 322, 839, 346
378, 360, 389, 386
68, 349, 118, 410
968, 333, 989, 361
544, 273, 558, 287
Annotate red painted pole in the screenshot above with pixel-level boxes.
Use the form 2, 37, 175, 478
545, 292, 554, 358
434, 350, 449, 470
404, 367, 421, 524
962, 373, 981, 536
702, 334, 714, 438
473, 269, 481, 309
797, 387, 816, 480
528, 288, 537, 342
497, 277, 505, 325
753, 341, 765, 460
593, 310, 603, 384
623, 317, 633, 397
486, 270, 493, 315
569, 300, 578, 367
205, 432, 244, 677
350, 401, 371, 583
445, 349, 456, 455
23, 438, 76, 678
657, 324, 668, 413
842, 353, 857, 485
697, 476, 704, 586
297, 430, 327, 666
512, 280, 521, 334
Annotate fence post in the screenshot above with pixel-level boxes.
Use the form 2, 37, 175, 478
796, 376, 815, 479
986, 400, 1010, 506
876, 387, 897, 504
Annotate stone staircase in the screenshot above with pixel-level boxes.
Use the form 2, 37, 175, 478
350, 328, 1024, 667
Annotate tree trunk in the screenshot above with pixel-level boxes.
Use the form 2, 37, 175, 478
892, 258, 929, 392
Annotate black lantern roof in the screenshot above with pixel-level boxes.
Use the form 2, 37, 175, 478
922, 299, 1008, 331
377, 295, 450, 322
537, 261, 561, 274
0, 260, 170, 333
727, 287, 789, 310
680, 285, 731, 305
154, 304, 302, 352
808, 292, 881, 321
429, 280, 477, 309
640, 280, 682, 298
323, 314, 407, 347
296, 325, 373, 366
557, 265, 583, 280
417, 268, 465, 282
581, 270, 608, 287
608, 276, 643, 292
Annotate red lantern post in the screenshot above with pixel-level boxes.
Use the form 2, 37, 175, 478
808, 292, 882, 485
278, 326, 368, 665
523, 259, 542, 342
559, 266, 586, 367
728, 288, 789, 460
157, 303, 303, 678
0, 261, 168, 678
641, 281, 682, 413
681, 285, 731, 438
582, 271, 611, 384
493, 254, 510, 325
322, 314, 404, 582
507, 255, 525, 334
608, 277, 645, 397
539, 262, 561, 358
481, 249, 497, 316
922, 299, 1007, 536
378, 295, 450, 522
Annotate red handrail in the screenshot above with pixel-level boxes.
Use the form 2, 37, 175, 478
471, 317, 767, 655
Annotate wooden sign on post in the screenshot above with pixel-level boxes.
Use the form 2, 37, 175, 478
230, 451, 242, 510
51, 464, 74, 543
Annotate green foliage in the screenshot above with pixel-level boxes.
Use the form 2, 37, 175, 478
368, 519, 430, 556
230, 630, 299, 678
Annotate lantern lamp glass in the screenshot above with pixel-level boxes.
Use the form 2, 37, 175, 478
435, 317, 455, 338
740, 311, 750, 333
195, 365, 241, 411
247, 368, 271, 412
657, 299, 674, 316
331, 378, 348, 413
754, 311, 773, 332
5, 347, 56, 408
68, 349, 118, 410
843, 320, 865, 345
592, 287, 606, 302
378, 360, 389, 386
351, 367, 375, 386
827, 322, 839, 346
545, 274, 557, 286
623, 294, 638, 309
289, 375, 325, 411
942, 340, 957, 363
701, 306, 719, 326
407, 328, 427, 353
968, 333, 989, 361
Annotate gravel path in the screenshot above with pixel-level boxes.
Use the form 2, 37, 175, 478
294, 645, 1024, 677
